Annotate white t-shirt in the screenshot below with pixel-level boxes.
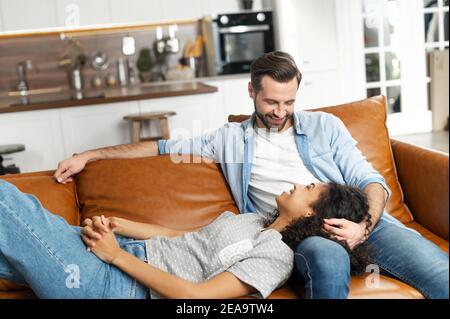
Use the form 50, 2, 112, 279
249, 126, 320, 218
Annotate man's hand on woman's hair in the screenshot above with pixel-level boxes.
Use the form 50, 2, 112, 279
323, 218, 367, 250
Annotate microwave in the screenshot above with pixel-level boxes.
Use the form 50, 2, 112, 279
206, 11, 275, 75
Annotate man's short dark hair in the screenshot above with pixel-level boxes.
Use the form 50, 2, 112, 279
250, 51, 302, 94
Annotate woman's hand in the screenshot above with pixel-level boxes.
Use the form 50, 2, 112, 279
81, 215, 122, 264
82, 215, 120, 239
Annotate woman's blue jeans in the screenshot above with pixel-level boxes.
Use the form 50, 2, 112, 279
0, 180, 149, 298
293, 213, 449, 299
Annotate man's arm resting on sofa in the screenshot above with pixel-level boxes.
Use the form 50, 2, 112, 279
54, 141, 159, 183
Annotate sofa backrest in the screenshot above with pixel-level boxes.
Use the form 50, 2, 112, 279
76, 154, 239, 229
229, 95, 413, 223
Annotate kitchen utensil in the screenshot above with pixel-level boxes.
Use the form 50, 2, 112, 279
127, 59, 137, 85
192, 36, 204, 58
91, 75, 102, 88
91, 51, 110, 71
105, 73, 117, 87
165, 25, 180, 54
154, 27, 166, 55
117, 58, 127, 86
70, 68, 83, 91
122, 36, 136, 56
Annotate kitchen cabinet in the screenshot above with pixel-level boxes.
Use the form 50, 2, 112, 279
59, 101, 139, 157
0, 109, 65, 173
294, 0, 339, 72
0, 8, 3, 32
221, 77, 254, 118
109, 0, 163, 24
203, 0, 270, 16
0, 0, 58, 32
296, 70, 341, 109
161, 0, 204, 21
55, 0, 111, 27
202, 0, 242, 16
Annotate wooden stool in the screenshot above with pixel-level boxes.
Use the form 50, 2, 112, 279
123, 111, 176, 143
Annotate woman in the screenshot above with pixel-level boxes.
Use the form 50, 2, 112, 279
0, 179, 371, 299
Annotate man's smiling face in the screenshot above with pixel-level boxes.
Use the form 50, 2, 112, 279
249, 75, 298, 132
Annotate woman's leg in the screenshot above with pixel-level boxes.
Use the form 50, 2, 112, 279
0, 251, 26, 285
0, 180, 148, 299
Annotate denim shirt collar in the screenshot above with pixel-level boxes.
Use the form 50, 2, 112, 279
242, 111, 306, 141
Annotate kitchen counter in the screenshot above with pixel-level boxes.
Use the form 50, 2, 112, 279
0, 82, 218, 114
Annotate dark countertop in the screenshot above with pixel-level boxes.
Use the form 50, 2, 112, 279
0, 82, 218, 114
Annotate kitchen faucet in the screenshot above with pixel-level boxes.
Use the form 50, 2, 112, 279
16, 60, 33, 95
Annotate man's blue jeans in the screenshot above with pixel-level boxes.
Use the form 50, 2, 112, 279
293, 215, 449, 299
0, 180, 149, 298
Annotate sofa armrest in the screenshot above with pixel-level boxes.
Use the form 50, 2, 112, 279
390, 139, 449, 240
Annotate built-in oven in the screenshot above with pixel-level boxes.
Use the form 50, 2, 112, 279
209, 11, 275, 75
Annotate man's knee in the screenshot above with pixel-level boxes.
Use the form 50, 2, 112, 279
294, 236, 351, 277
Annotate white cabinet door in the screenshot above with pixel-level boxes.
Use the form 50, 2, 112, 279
109, 0, 163, 24
221, 77, 254, 118
59, 101, 139, 156
0, 8, 4, 32
294, 0, 338, 72
0, 109, 65, 173
161, 0, 203, 21
56, 0, 110, 27
138, 93, 219, 140
0, 0, 57, 31
296, 71, 340, 110
202, 0, 240, 16
202, 0, 269, 15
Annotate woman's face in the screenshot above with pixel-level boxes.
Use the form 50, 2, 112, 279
275, 183, 327, 218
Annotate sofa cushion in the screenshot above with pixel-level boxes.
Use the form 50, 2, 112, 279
229, 96, 413, 223
76, 154, 239, 229
0, 171, 79, 295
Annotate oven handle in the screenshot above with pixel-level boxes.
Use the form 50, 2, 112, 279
219, 25, 270, 34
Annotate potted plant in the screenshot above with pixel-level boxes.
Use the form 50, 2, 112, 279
136, 48, 155, 82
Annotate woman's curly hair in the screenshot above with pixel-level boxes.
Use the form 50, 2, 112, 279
279, 183, 373, 275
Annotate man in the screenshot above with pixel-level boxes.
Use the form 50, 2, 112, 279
55, 51, 449, 299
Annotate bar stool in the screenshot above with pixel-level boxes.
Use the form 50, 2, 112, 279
0, 144, 25, 175
123, 111, 176, 143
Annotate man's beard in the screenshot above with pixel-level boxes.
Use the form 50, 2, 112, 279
254, 101, 292, 132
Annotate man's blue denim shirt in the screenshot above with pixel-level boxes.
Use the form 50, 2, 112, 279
159, 111, 399, 224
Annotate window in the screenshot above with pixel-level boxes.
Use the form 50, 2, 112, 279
362, 0, 402, 114
423, 0, 449, 109
338, 0, 435, 135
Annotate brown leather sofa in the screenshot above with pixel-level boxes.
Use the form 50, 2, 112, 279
0, 96, 448, 299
